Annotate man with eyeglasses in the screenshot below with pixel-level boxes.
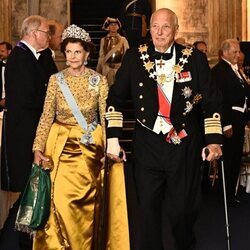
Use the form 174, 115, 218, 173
0, 15, 57, 250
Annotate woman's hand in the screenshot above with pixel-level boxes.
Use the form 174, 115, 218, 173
34, 150, 50, 168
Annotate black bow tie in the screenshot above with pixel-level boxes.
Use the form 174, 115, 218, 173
152, 46, 174, 60
1, 61, 6, 67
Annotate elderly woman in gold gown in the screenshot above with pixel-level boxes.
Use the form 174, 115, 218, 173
32, 25, 129, 250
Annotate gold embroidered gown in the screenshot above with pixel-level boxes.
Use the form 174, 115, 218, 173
32, 68, 108, 250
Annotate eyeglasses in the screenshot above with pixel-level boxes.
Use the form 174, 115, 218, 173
36, 29, 51, 37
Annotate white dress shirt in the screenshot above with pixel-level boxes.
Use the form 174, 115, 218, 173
153, 46, 176, 134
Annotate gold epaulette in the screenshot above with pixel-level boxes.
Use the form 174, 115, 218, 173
105, 106, 123, 128
204, 113, 222, 135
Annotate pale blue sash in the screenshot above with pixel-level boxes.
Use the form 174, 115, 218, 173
55, 72, 97, 145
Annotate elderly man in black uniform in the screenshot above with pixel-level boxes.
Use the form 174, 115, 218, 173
0, 15, 57, 250
212, 39, 250, 206
105, 8, 223, 250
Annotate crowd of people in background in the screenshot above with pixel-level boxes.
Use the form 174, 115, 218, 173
0, 3, 250, 250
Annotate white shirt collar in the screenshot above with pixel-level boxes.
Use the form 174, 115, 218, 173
155, 43, 174, 54
20, 40, 40, 60
222, 58, 238, 71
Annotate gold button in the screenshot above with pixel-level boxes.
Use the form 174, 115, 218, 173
182, 123, 185, 128
141, 107, 144, 111
139, 95, 143, 99
142, 119, 146, 123
139, 82, 143, 87
183, 112, 186, 116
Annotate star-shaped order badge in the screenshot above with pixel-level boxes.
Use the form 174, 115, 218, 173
172, 64, 183, 74
138, 44, 148, 53
182, 47, 193, 57
143, 61, 154, 71
182, 86, 192, 99
184, 101, 193, 113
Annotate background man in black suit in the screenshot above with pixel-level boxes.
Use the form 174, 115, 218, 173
0, 41, 13, 231
0, 42, 12, 112
0, 15, 57, 250
212, 39, 250, 206
193, 40, 208, 56
105, 8, 223, 250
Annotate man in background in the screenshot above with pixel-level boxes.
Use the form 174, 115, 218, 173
0, 41, 16, 232
0, 42, 12, 112
0, 15, 57, 250
193, 40, 208, 55
212, 39, 250, 206
38, 19, 64, 74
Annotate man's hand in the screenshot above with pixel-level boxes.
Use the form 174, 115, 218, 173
201, 144, 222, 161
106, 138, 127, 162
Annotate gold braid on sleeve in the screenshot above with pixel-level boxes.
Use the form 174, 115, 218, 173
204, 113, 222, 135
105, 106, 123, 128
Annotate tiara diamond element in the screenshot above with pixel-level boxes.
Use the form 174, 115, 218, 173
62, 24, 91, 42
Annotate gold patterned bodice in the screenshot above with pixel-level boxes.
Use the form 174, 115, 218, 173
33, 68, 109, 152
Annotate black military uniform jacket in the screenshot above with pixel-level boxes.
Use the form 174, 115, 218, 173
106, 42, 223, 145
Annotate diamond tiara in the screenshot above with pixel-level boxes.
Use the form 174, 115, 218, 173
62, 24, 91, 42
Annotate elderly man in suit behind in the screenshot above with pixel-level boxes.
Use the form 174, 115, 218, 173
212, 39, 250, 206
105, 8, 223, 250
0, 15, 57, 250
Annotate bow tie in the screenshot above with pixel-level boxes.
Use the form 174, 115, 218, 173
152, 46, 174, 60
0, 61, 6, 67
